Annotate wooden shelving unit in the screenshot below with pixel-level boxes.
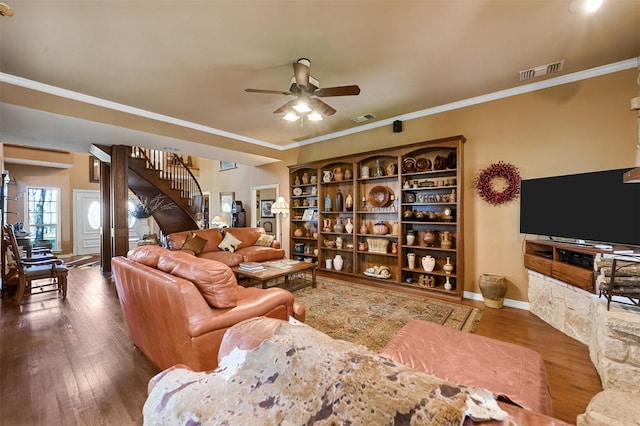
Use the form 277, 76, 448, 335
287, 135, 465, 299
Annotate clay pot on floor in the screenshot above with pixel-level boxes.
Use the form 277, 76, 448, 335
479, 273, 507, 309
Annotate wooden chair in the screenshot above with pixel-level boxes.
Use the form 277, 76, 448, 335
2, 224, 68, 305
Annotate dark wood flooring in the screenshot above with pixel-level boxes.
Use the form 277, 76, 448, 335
0, 266, 601, 425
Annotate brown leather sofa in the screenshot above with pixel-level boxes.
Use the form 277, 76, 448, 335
111, 245, 305, 372
165, 227, 284, 267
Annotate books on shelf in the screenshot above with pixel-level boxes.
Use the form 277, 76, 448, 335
238, 262, 265, 272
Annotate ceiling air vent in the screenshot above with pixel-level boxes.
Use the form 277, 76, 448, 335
519, 60, 565, 81
352, 113, 376, 123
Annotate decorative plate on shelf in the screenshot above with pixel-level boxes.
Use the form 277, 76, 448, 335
416, 158, 431, 171
292, 187, 303, 196
368, 186, 391, 207
446, 151, 457, 169
402, 157, 416, 173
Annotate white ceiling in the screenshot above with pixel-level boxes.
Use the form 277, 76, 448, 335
1, 0, 639, 166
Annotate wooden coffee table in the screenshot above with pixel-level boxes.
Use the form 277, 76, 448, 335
232, 260, 317, 292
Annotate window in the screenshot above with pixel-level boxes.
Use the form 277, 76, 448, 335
25, 186, 61, 250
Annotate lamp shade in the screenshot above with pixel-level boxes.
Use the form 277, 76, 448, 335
270, 196, 290, 217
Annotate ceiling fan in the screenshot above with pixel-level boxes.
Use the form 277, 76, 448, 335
245, 58, 360, 121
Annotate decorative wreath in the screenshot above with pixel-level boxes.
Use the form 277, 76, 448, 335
474, 161, 521, 205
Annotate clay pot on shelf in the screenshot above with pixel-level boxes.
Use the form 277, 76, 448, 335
407, 253, 416, 269
360, 221, 369, 234
333, 254, 344, 271
294, 228, 304, 237
344, 218, 354, 234
293, 243, 305, 254
441, 231, 453, 249
301, 172, 310, 185
422, 255, 436, 272
406, 230, 416, 246
386, 162, 397, 176
423, 229, 437, 246
372, 221, 388, 235
333, 167, 344, 181
358, 241, 367, 251
333, 218, 344, 233
344, 169, 353, 180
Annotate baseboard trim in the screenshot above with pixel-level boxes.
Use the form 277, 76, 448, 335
463, 291, 530, 311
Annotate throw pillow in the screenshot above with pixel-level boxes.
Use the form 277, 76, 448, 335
218, 232, 242, 253
254, 234, 275, 247
157, 251, 238, 308
127, 245, 170, 269
180, 232, 208, 255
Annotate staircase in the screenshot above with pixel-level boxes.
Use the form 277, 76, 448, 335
91, 145, 203, 236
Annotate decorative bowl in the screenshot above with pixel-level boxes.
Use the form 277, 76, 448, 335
368, 186, 390, 208
402, 157, 416, 173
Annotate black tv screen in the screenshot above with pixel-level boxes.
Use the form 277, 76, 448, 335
520, 168, 640, 247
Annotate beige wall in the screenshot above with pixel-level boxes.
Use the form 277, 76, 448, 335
289, 69, 638, 302
2, 68, 636, 302
5, 152, 99, 254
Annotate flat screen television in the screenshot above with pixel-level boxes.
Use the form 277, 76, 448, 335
520, 168, 640, 247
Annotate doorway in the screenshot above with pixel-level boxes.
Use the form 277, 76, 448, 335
250, 184, 279, 238
72, 190, 102, 255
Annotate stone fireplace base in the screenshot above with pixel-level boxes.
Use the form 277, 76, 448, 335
527, 271, 640, 424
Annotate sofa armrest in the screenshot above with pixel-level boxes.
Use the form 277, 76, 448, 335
271, 240, 281, 249
293, 301, 305, 322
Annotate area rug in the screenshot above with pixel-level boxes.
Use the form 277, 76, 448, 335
294, 277, 483, 352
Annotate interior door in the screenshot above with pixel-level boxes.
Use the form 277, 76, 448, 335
73, 190, 101, 255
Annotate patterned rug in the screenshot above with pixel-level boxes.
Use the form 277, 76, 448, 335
294, 277, 483, 352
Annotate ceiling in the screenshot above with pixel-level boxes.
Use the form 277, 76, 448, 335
1, 1, 639, 166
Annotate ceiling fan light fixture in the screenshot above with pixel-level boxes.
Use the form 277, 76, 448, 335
292, 100, 312, 113
308, 112, 323, 121
569, 0, 604, 14
283, 111, 300, 122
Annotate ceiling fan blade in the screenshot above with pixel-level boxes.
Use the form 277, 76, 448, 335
245, 88, 291, 95
314, 85, 361, 97
309, 98, 337, 116
293, 58, 310, 89
273, 100, 297, 114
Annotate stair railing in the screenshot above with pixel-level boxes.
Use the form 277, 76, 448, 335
130, 147, 204, 216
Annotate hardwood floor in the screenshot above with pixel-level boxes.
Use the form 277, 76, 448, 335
0, 266, 601, 425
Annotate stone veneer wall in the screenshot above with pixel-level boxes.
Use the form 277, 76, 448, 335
528, 271, 640, 424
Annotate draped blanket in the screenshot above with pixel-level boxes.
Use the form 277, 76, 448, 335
143, 320, 507, 425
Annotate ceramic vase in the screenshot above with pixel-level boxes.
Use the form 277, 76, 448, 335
325, 258, 333, 269
479, 273, 507, 309
441, 231, 453, 249
407, 253, 416, 269
360, 221, 369, 234
324, 194, 333, 211
423, 229, 436, 246
333, 218, 344, 233
301, 172, 310, 185
344, 218, 354, 234
336, 236, 343, 249
406, 230, 415, 246
422, 255, 436, 272
333, 167, 344, 181
345, 194, 353, 211
336, 189, 344, 212
333, 254, 344, 271
443, 257, 454, 274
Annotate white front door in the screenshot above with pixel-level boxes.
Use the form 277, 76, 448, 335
73, 190, 101, 255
